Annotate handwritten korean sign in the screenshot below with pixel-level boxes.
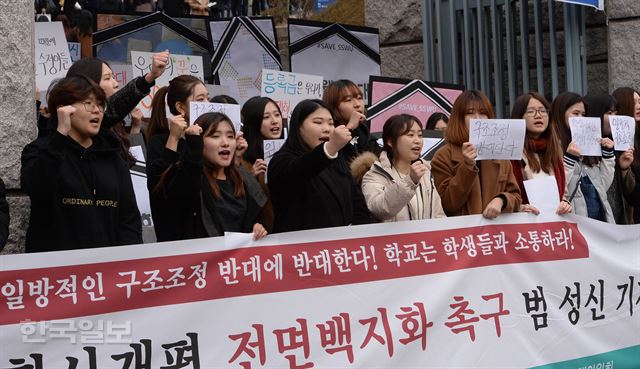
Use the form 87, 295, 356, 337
568, 117, 602, 156
131, 51, 204, 117
260, 69, 323, 118
35, 22, 71, 92
469, 119, 526, 160
609, 115, 636, 151
189, 102, 242, 133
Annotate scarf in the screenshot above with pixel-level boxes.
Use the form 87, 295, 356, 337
511, 137, 566, 204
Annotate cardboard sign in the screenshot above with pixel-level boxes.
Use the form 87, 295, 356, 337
35, 22, 71, 91
260, 69, 323, 118
469, 119, 526, 160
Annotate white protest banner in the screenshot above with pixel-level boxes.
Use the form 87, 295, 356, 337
131, 51, 205, 117
260, 69, 323, 118
524, 176, 560, 214
289, 19, 381, 103
68, 42, 81, 62
35, 22, 71, 92
569, 117, 602, 156
469, 119, 526, 160
609, 115, 636, 151
1, 214, 639, 368
189, 102, 242, 132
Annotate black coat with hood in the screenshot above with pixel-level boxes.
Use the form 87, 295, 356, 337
21, 129, 142, 252
147, 134, 267, 242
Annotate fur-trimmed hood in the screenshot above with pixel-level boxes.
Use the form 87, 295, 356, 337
350, 151, 379, 185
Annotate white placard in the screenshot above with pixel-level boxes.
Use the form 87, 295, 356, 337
523, 176, 560, 214
189, 102, 242, 132
260, 69, 323, 118
130, 51, 204, 117
469, 119, 526, 160
263, 139, 286, 183
609, 115, 636, 151
35, 22, 71, 92
569, 117, 602, 156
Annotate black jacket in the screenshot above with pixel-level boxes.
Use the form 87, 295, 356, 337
340, 122, 382, 163
268, 143, 371, 233
147, 134, 266, 242
0, 178, 8, 250
21, 131, 142, 252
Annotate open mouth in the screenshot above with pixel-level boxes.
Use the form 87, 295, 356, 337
218, 150, 231, 159
270, 127, 281, 135
319, 136, 330, 143
90, 118, 100, 124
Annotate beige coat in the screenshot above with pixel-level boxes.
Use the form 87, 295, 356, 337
431, 143, 521, 216
361, 151, 446, 222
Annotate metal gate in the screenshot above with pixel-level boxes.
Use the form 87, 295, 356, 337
421, 0, 588, 118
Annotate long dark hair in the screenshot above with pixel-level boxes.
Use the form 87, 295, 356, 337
196, 112, 245, 200
425, 112, 448, 130
511, 92, 562, 174
612, 87, 640, 167
584, 93, 617, 138
382, 114, 423, 164
147, 75, 204, 138
283, 99, 333, 155
241, 96, 283, 163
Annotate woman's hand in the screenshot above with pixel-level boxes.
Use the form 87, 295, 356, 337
252, 223, 268, 240
130, 108, 143, 134
325, 125, 352, 156
618, 147, 635, 170
184, 125, 202, 136
56, 105, 77, 136
145, 50, 170, 83
409, 161, 427, 184
252, 159, 267, 176
461, 142, 477, 169
482, 197, 504, 219
600, 137, 614, 150
519, 203, 540, 215
556, 200, 572, 215
567, 141, 581, 156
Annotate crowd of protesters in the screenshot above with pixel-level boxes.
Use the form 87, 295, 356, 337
1, 45, 639, 252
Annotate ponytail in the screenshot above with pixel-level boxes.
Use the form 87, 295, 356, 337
147, 86, 169, 138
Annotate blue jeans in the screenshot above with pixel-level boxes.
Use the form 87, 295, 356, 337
580, 176, 604, 221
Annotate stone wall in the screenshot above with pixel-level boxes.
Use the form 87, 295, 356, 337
0, 1, 35, 254
608, 0, 640, 91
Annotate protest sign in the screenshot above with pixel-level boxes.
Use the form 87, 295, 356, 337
609, 115, 636, 151
263, 139, 286, 183
289, 19, 381, 102
35, 22, 71, 92
208, 17, 282, 105
131, 51, 204, 117
367, 76, 464, 134
469, 119, 526, 160
524, 176, 560, 214
1, 214, 639, 368
260, 69, 323, 118
569, 117, 602, 156
189, 102, 242, 132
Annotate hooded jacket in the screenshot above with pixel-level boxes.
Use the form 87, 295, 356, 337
362, 151, 446, 222
147, 134, 266, 241
21, 130, 142, 252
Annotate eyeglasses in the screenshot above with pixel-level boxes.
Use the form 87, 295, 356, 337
81, 101, 106, 113
525, 108, 549, 117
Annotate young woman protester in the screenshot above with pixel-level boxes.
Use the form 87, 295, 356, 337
611, 87, 640, 224
21, 75, 142, 252
361, 114, 446, 222
425, 112, 448, 131
431, 90, 521, 218
322, 79, 381, 162
238, 96, 284, 232
150, 112, 267, 240
268, 99, 371, 232
584, 93, 635, 224
145, 75, 212, 241
552, 92, 615, 223
509, 92, 571, 215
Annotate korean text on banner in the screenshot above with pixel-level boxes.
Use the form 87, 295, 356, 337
260, 69, 323, 118
131, 51, 204, 117
469, 119, 526, 160
35, 22, 72, 92
1, 214, 639, 368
